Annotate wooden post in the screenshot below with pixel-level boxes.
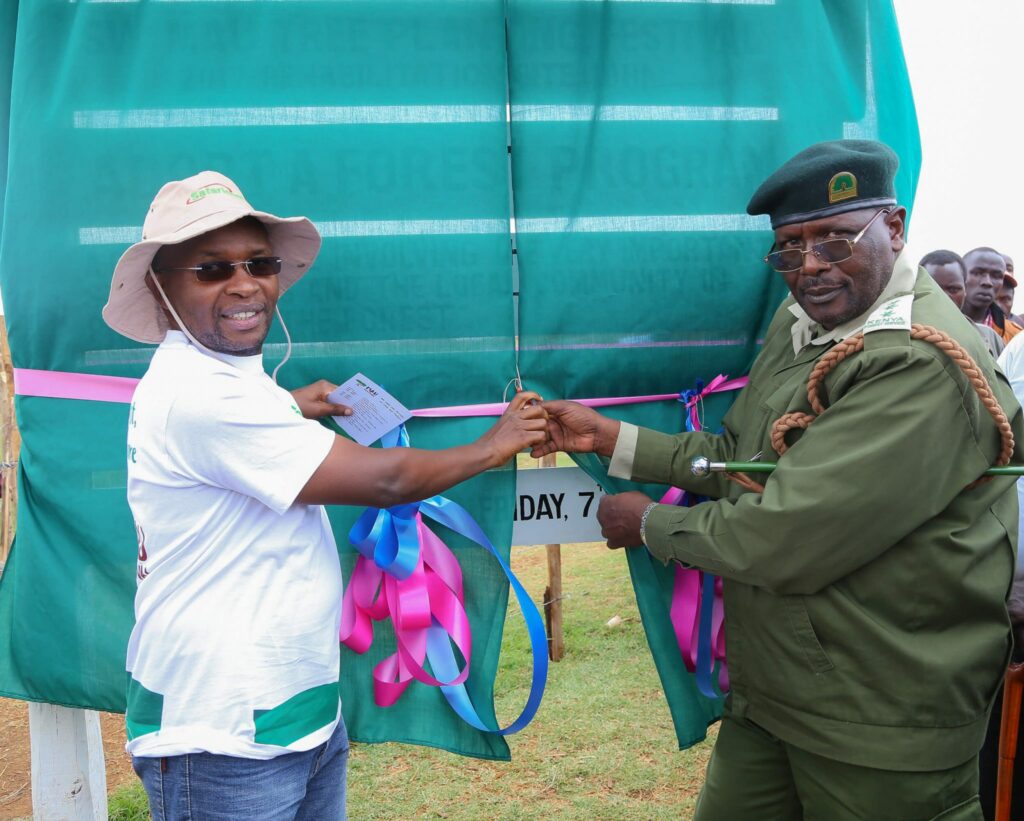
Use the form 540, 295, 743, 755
0, 317, 19, 565
996, 663, 1024, 821
29, 704, 108, 820
540, 453, 565, 662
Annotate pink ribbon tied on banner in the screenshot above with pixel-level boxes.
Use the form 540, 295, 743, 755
681, 374, 748, 432
340, 514, 472, 707
663, 374, 748, 697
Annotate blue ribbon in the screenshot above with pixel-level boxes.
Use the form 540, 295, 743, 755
694, 572, 719, 700
679, 377, 705, 408
349, 503, 421, 581
347, 423, 549, 734
348, 425, 420, 579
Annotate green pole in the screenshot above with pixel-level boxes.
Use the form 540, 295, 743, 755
690, 457, 1024, 478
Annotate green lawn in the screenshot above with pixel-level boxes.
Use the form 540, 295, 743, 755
109, 542, 714, 820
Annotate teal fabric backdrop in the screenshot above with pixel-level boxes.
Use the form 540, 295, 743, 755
505, 0, 920, 748
0, 0, 919, 760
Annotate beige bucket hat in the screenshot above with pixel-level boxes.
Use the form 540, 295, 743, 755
102, 171, 322, 343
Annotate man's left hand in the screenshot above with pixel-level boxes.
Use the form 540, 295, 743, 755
291, 380, 353, 420
597, 491, 656, 549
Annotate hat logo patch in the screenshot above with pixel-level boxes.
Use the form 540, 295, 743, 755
828, 172, 858, 204
186, 184, 244, 205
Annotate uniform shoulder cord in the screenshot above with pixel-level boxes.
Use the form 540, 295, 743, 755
727, 324, 1015, 494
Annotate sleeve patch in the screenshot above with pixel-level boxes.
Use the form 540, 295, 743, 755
863, 293, 914, 334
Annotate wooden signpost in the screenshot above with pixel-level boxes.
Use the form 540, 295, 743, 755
540, 453, 565, 662
511, 456, 607, 662
0, 318, 18, 565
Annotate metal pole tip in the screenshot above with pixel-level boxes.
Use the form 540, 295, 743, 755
691, 456, 711, 477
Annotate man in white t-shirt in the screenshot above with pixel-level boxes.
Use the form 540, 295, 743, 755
101, 171, 548, 821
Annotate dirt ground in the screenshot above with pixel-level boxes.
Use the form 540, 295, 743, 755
0, 697, 135, 820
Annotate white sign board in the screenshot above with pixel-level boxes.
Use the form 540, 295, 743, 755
512, 467, 607, 546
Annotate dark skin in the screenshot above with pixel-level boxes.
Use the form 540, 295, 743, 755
148, 219, 355, 420
150, 218, 280, 357
529, 401, 651, 547
774, 206, 905, 331
962, 249, 1007, 322
923, 262, 967, 310
997, 284, 1015, 318
150, 219, 550, 508
531, 205, 907, 548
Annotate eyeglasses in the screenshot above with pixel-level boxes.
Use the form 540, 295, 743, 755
764, 208, 891, 273
154, 256, 283, 283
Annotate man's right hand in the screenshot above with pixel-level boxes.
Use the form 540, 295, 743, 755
530, 400, 621, 458
477, 391, 550, 468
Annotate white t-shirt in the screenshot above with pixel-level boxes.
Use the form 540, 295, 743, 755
998, 333, 1024, 573
125, 332, 342, 759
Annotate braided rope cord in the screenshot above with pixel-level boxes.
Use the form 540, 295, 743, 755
727, 324, 1015, 494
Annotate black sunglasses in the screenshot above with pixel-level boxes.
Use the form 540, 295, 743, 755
155, 256, 283, 283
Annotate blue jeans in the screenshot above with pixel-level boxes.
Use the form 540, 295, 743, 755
132, 718, 349, 821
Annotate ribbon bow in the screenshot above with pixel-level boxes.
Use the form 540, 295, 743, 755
340, 424, 548, 734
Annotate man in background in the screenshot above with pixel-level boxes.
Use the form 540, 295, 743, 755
963, 246, 1022, 344
921, 249, 1003, 356
997, 269, 1023, 326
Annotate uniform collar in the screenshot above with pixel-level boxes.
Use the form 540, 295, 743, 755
788, 248, 917, 355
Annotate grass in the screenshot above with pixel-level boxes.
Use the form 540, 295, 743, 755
105, 542, 714, 820
108, 782, 149, 821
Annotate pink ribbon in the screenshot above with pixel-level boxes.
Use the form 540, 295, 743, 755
14, 368, 140, 404
414, 392, 685, 418
340, 514, 474, 707
682, 374, 748, 431
668, 542, 729, 693
661, 374, 748, 695
11, 367, 744, 419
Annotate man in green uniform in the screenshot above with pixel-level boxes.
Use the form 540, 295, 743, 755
533, 140, 1022, 819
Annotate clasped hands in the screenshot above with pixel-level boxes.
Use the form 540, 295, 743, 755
528, 400, 655, 550
292, 381, 650, 548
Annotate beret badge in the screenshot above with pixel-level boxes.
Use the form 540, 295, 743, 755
828, 171, 858, 204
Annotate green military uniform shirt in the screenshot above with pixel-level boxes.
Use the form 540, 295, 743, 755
612, 250, 1022, 772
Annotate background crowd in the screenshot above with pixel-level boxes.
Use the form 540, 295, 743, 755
921, 245, 1024, 820
922, 247, 1019, 356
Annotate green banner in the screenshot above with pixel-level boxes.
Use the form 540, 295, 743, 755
0, 0, 918, 759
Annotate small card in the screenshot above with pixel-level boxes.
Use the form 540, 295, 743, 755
328, 373, 412, 446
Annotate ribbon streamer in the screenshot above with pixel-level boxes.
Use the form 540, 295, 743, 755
12, 367, 747, 419
14, 368, 139, 404
663, 375, 744, 699
339, 424, 549, 735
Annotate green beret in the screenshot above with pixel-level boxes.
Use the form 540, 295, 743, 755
746, 139, 899, 229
